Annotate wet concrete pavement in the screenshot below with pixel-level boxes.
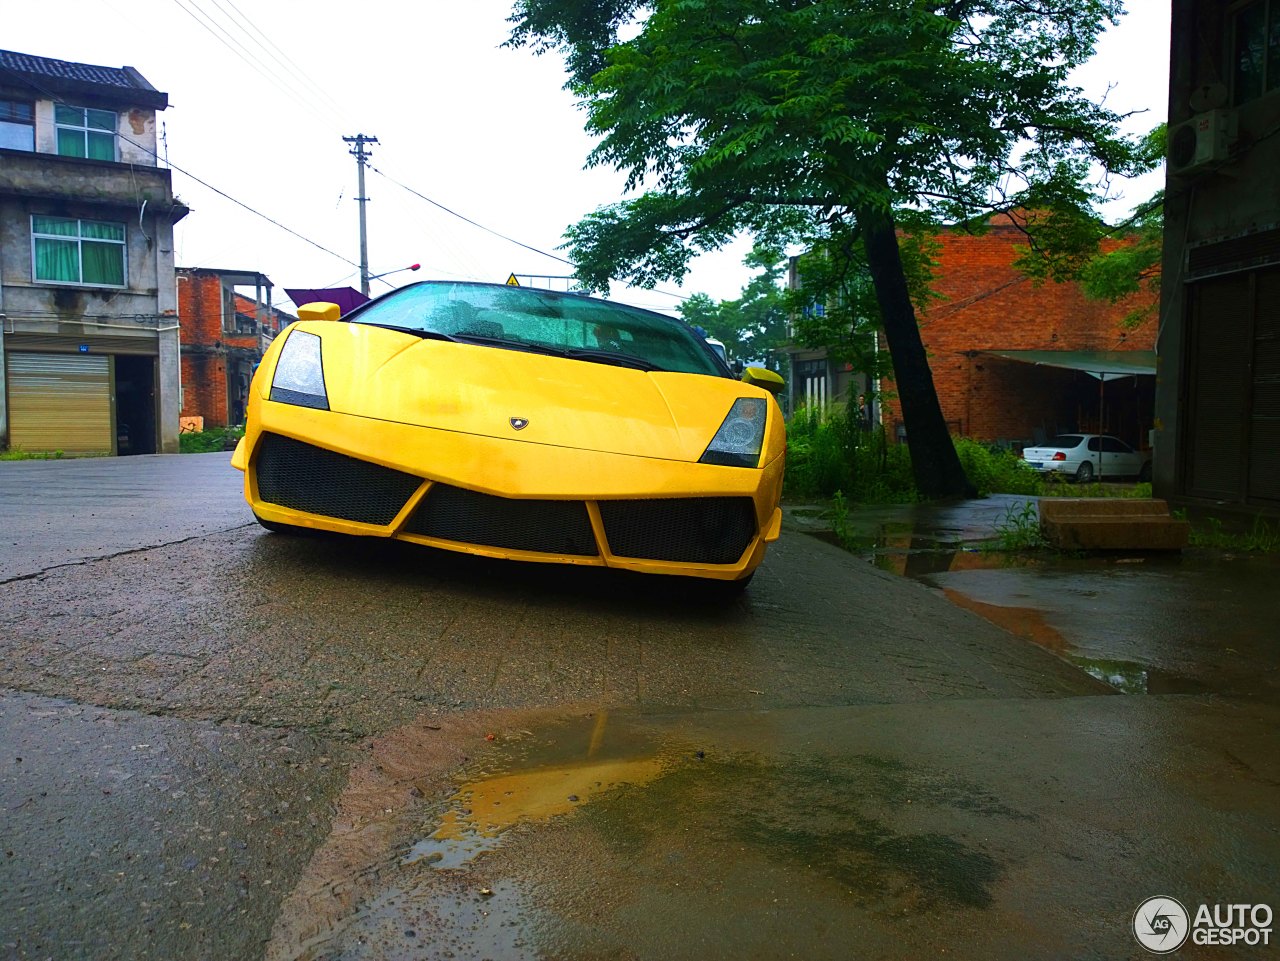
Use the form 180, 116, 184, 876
797, 495, 1280, 701
1, 459, 1277, 959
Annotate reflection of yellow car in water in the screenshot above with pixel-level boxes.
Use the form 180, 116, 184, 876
231, 281, 786, 591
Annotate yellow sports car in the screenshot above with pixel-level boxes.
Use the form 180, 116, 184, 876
231, 281, 785, 590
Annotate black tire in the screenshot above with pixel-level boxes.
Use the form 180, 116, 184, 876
1138, 461, 1152, 482
255, 514, 302, 535
1075, 461, 1094, 483
705, 572, 754, 599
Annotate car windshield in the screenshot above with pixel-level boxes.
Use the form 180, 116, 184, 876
1048, 435, 1085, 448
344, 282, 728, 377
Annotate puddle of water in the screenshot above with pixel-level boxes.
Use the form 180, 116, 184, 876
800, 503, 1219, 697
406, 711, 673, 871
342, 881, 539, 961
1066, 655, 1208, 696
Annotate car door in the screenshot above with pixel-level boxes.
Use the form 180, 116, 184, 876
1099, 436, 1139, 478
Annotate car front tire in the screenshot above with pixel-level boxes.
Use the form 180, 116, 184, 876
255, 514, 306, 535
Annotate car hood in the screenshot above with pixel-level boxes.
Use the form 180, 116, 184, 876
298, 324, 766, 463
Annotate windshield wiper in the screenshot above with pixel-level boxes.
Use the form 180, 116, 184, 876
354, 321, 457, 342
564, 348, 663, 372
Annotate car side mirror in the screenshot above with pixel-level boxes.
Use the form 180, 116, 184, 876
741, 366, 784, 394
297, 301, 341, 321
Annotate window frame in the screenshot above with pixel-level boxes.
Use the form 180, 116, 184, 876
0, 98, 35, 152
53, 103, 118, 161
30, 215, 128, 289
1230, 0, 1280, 105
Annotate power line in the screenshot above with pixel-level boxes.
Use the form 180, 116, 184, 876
116, 130, 359, 269
0, 58, 355, 270
368, 164, 693, 303
206, 0, 348, 122
369, 164, 576, 267
166, 0, 339, 127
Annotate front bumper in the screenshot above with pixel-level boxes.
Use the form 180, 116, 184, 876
233, 402, 784, 580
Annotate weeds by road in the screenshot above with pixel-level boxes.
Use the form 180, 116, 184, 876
179, 426, 244, 453
0, 448, 65, 460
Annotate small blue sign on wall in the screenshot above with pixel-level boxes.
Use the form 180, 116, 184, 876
78, 344, 90, 353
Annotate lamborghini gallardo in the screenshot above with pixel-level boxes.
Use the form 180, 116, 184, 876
231, 281, 786, 589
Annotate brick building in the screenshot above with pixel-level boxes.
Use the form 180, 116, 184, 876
876, 216, 1157, 451
787, 215, 1156, 451
177, 268, 292, 428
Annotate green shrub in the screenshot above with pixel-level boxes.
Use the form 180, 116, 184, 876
784, 405, 915, 503
953, 438, 1043, 496
180, 426, 244, 454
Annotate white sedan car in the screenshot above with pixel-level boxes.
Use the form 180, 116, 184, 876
1022, 434, 1152, 483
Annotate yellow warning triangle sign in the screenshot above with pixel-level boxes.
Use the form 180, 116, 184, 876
505, 273, 520, 286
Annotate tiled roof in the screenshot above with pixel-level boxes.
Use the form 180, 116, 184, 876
0, 48, 167, 109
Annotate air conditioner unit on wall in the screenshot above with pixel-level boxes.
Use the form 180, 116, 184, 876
1169, 110, 1236, 175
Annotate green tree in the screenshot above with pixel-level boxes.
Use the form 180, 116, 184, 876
1013, 126, 1165, 328
509, 0, 1151, 499
680, 248, 790, 369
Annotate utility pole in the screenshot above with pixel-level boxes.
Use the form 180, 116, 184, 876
343, 133, 378, 297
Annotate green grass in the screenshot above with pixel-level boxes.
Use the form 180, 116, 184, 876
0, 447, 66, 460
179, 426, 244, 454
990, 500, 1046, 551
1177, 511, 1280, 552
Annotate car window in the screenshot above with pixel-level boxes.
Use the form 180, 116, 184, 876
1049, 435, 1083, 448
1087, 437, 1102, 451
345, 282, 728, 377
1100, 437, 1131, 453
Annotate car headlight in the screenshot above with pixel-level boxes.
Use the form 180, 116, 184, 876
270, 330, 328, 410
700, 397, 766, 468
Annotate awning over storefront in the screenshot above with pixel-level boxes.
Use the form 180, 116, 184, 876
983, 349, 1156, 381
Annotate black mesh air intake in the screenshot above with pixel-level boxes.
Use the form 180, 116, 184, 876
254, 433, 422, 526
599, 497, 757, 564
405, 484, 598, 556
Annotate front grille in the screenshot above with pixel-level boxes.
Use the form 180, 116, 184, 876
254, 433, 422, 526
599, 497, 757, 564
404, 484, 598, 556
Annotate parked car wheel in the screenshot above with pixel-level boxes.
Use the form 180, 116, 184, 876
1075, 461, 1094, 483
1139, 461, 1152, 482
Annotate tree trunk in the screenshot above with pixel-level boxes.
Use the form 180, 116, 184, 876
860, 204, 977, 500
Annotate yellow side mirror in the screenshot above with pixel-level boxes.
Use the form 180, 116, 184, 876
742, 366, 785, 394
297, 301, 341, 321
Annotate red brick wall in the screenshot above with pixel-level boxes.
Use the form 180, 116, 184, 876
177, 272, 261, 427
878, 219, 1156, 446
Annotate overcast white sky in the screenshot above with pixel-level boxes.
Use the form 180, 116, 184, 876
6, 1, 1170, 314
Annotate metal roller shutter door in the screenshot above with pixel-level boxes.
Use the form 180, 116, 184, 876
7, 353, 112, 454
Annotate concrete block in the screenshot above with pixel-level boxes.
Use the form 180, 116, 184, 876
1039, 499, 1188, 551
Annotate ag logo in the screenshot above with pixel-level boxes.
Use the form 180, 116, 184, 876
509, 417, 529, 431
1134, 896, 1190, 954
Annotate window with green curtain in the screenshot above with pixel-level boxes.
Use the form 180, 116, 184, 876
54, 103, 116, 161
34, 238, 79, 282
31, 216, 125, 286
32, 216, 80, 237
57, 128, 87, 157
82, 242, 124, 284
87, 132, 114, 160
